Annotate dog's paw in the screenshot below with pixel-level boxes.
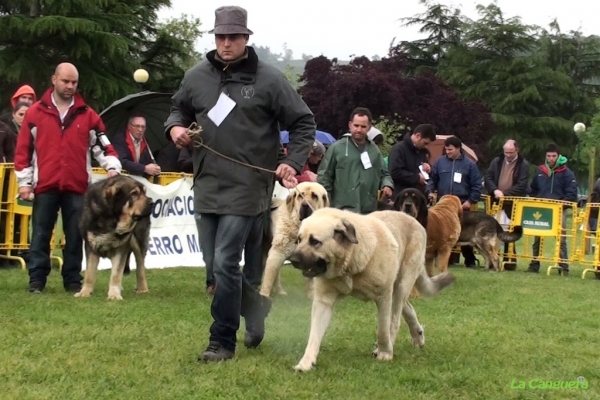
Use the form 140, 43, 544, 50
374, 350, 393, 361
411, 325, 426, 348
74, 289, 92, 298
293, 359, 315, 372
135, 287, 149, 294
274, 289, 288, 296
107, 293, 123, 301
107, 287, 123, 301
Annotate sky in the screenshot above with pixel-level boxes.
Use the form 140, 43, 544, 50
158, 0, 600, 60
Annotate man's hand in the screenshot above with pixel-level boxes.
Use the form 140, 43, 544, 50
107, 170, 119, 177
428, 193, 437, 204
306, 171, 318, 182
144, 163, 162, 176
462, 200, 472, 210
421, 163, 431, 173
419, 174, 427, 186
382, 186, 393, 198
494, 189, 504, 198
170, 126, 191, 149
19, 186, 33, 201
282, 176, 298, 189
275, 163, 296, 181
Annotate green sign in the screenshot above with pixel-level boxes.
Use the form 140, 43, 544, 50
521, 206, 553, 230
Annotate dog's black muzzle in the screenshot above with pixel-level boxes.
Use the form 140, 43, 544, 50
133, 199, 154, 221
288, 252, 328, 278
299, 202, 313, 221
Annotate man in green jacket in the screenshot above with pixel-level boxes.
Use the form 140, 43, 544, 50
318, 107, 393, 214
166, 6, 316, 362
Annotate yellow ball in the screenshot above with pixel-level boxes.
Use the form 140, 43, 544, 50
133, 69, 149, 83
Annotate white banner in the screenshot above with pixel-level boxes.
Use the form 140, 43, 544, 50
86, 174, 291, 271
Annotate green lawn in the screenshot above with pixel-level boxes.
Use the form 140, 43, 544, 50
0, 260, 598, 399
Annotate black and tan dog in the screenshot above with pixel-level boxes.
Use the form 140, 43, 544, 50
74, 175, 153, 300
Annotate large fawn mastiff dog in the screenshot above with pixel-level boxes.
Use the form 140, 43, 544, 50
259, 181, 329, 298
289, 208, 455, 372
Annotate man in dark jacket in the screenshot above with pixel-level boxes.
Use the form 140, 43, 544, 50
527, 143, 577, 275
426, 136, 482, 267
165, 6, 316, 362
485, 139, 530, 270
112, 116, 161, 179
388, 124, 436, 199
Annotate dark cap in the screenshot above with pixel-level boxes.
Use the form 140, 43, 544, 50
312, 140, 326, 156
208, 6, 254, 35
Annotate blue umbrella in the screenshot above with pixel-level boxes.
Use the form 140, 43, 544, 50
280, 130, 336, 145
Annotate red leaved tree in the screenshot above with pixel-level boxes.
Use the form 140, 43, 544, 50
299, 54, 495, 163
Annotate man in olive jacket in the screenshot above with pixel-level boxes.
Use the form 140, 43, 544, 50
318, 107, 393, 214
165, 6, 316, 362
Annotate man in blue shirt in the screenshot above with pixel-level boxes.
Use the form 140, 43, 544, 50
426, 136, 482, 268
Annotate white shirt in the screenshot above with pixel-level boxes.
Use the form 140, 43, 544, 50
129, 133, 141, 162
51, 91, 75, 123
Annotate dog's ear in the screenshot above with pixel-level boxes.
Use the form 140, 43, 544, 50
418, 204, 428, 229
392, 194, 402, 211
105, 181, 129, 217
285, 191, 297, 213
334, 218, 358, 244
322, 193, 330, 208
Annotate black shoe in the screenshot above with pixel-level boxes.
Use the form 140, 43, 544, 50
64, 283, 82, 293
244, 295, 272, 349
503, 262, 517, 271
526, 264, 539, 273
465, 263, 477, 269
558, 268, 569, 277
198, 341, 234, 362
28, 283, 44, 293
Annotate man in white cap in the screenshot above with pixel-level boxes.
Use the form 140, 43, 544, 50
166, 5, 316, 362
367, 126, 384, 147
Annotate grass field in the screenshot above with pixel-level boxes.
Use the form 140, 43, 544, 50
1, 256, 599, 400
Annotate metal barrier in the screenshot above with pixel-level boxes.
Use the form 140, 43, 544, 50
1, 165, 191, 271
496, 196, 580, 276
574, 202, 600, 279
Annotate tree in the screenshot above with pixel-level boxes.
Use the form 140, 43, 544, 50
283, 64, 301, 90
438, 3, 585, 163
0, 0, 201, 112
251, 44, 281, 64
299, 54, 494, 162
393, 0, 463, 74
141, 13, 203, 93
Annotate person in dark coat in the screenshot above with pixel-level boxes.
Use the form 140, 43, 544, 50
527, 143, 577, 275
165, 6, 316, 362
388, 124, 436, 200
484, 139, 530, 270
426, 136, 482, 268
112, 115, 161, 179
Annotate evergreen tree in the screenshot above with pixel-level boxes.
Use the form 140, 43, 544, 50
438, 3, 582, 162
392, 0, 463, 75
0, 1, 202, 111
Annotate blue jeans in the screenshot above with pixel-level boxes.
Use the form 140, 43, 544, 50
195, 212, 266, 289
197, 213, 265, 352
28, 190, 83, 287
531, 212, 569, 269
242, 212, 266, 289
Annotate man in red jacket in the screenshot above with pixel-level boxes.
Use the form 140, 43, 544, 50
14, 63, 122, 293
295, 140, 325, 183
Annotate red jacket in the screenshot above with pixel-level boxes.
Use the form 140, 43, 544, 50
14, 89, 122, 195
